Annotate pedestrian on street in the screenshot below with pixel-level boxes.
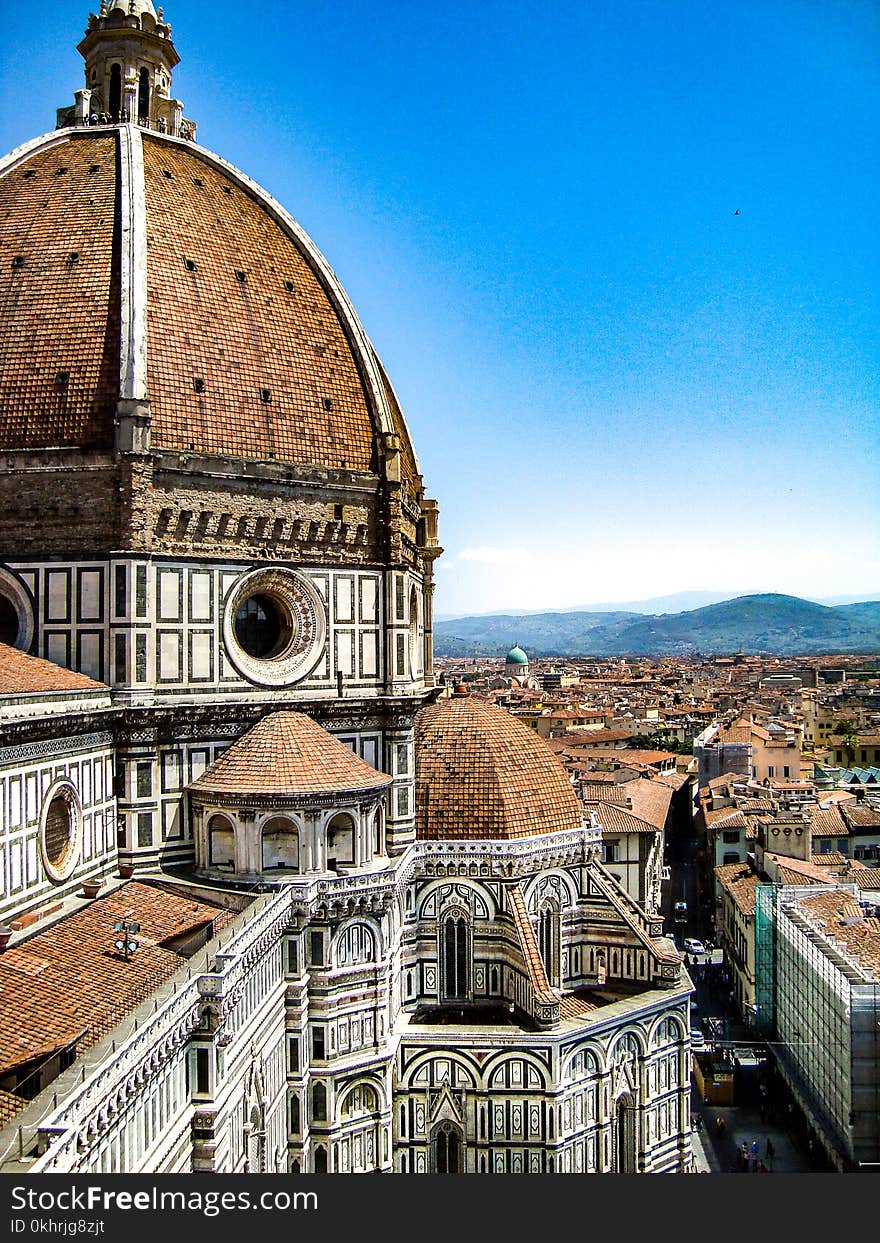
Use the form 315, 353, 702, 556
766, 1137, 775, 1168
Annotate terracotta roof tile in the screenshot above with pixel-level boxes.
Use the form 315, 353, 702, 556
415, 697, 581, 840
0, 135, 119, 450
0, 1088, 25, 1129
0, 642, 108, 695
714, 863, 759, 916
142, 138, 377, 471
190, 711, 391, 797
0, 882, 232, 1076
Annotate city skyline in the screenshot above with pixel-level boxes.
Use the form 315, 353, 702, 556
2, 0, 877, 615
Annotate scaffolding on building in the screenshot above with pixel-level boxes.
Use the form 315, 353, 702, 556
754, 882, 778, 1036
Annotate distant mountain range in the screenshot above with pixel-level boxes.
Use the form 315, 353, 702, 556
434, 594, 880, 658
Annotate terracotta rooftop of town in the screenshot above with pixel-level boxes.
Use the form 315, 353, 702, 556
0, 882, 234, 1081
415, 696, 582, 840
190, 711, 392, 798
0, 643, 108, 695
714, 862, 760, 916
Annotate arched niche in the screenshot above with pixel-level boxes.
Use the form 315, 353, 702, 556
208, 813, 235, 869
326, 812, 355, 871
261, 816, 300, 871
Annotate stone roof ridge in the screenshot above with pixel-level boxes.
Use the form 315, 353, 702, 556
507, 884, 557, 1006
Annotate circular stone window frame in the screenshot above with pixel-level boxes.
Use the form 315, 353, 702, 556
0, 565, 35, 652
39, 778, 83, 884
222, 566, 327, 688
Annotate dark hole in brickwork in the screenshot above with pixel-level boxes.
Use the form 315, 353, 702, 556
322, 397, 334, 412
193, 377, 205, 393
260, 387, 272, 403
162, 169, 173, 179
12, 256, 24, 269
235, 269, 247, 283
284, 280, 295, 293
54, 167, 68, 176
88, 165, 100, 174
192, 177, 204, 187
67, 252, 80, 266
184, 257, 197, 271
21, 169, 35, 179
55, 371, 70, 388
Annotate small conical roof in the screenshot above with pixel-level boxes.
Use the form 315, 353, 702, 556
190, 712, 392, 797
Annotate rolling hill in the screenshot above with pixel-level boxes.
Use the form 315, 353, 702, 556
434, 594, 880, 658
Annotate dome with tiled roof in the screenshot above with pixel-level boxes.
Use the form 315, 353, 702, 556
0, 5, 421, 494
414, 696, 582, 840
505, 644, 528, 666
190, 711, 392, 799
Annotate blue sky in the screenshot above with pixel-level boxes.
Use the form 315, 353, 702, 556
3, 1, 878, 615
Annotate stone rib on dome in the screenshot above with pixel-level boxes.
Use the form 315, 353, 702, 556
190, 711, 392, 798
415, 696, 582, 840
0, 126, 422, 489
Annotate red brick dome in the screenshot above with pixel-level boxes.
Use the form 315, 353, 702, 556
415, 696, 583, 840
0, 127, 420, 488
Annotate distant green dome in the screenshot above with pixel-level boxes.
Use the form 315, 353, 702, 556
505, 644, 528, 666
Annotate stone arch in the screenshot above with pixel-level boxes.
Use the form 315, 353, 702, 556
0, 565, 35, 651
207, 813, 235, 869
430, 1118, 463, 1173
260, 815, 300, 871
325, 811, 355, 870
399, 1051, 480, 1092
561, 1042, 603, 1080
417, 878, 496, 921
647, 1012, 687, 1048
337, 1078, 383, 1119
484, 1051, 550, 1092
522, 869, 579, 912
331, 917, 380, 967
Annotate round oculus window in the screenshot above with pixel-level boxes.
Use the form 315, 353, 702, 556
39, 781, 82, 883
223, 567, 326, 688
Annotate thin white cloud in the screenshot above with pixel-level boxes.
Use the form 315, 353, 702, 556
457, 546, 531, 565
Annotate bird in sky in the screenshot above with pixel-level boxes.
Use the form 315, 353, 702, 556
733, 209, 740, 215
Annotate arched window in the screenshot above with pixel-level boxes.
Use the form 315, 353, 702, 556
261, 817, 299, 870
311, 1081, 327, 1123
290, 1095, 300, 1134
138, 67, 150, 120
326, 813, 354, 870
246, 1104, 265, 1174
109, 64, 122, 119
313, 1145, 328, 1174
408, 586, 421, 679
615, 1095, 637, 1173
538, 901, 561, 987
440, 909, 469, 1001
430, 1121, 463, 1173
208, 814, 235, 869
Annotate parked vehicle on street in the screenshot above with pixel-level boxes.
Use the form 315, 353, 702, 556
683, 937, 707, 956
673, 901, 688, 923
